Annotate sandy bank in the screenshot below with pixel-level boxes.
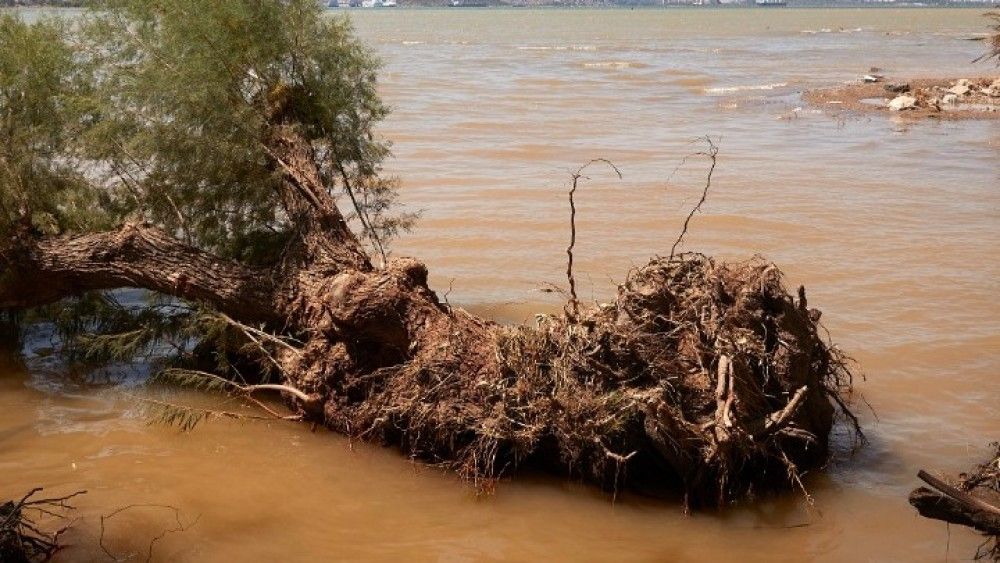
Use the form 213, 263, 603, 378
805, 76, 1000, 121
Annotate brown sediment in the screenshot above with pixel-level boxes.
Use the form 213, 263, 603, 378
804, 77, 1000, 121
909, 445, 1000, 561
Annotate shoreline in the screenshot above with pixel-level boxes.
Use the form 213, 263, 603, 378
804, 76, 1000, 120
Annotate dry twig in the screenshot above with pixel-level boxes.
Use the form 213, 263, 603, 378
565, 159, 622, 319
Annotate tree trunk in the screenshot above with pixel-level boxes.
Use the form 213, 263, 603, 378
0, 125, 857, 506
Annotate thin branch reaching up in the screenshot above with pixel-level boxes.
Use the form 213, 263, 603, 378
565, 158, 622, 320
669, 137, 719, 261
334, 159, 388, 268
213, 311, 302, 357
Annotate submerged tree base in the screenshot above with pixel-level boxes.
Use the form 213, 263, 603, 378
313, 253, 857, 505
1, 216, 858, 506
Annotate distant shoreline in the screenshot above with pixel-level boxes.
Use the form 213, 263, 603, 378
3, 2, 999, 9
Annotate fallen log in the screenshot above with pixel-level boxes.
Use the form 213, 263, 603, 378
909, 445, 1000, 560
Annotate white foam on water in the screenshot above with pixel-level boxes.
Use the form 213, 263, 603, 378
581, 61, 646, 69
516, 45, 597, 51
703, 82, 789, 95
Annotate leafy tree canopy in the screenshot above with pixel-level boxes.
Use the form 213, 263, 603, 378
1, 0, 406, 260
1, 0, 413, 366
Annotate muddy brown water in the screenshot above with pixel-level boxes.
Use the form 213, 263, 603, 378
2, 7, 998, 562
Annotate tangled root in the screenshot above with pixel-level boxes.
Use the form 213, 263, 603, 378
327, 254, 859, 506
0, 489, 84, 563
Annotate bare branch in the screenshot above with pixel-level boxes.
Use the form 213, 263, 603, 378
669, 137, 719, 261
565, 158, 622, 319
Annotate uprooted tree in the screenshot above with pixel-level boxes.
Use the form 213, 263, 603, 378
0, 0, 859, 506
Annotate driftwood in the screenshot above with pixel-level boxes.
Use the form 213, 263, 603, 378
910, 445, 1000, 560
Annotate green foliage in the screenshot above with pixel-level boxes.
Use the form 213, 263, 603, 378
152, 368, 237, 394
33, 292, 195, 365
2, 0, 417, 372
74, 0, 411, 258
140, 369, 281, 431
1, 0, 414, 257
0, 15, 112, 237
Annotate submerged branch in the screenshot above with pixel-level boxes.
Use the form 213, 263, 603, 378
99, 503, 200, 563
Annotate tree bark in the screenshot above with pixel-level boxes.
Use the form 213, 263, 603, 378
0, 221, 279, 325
910, 464, 1000, 537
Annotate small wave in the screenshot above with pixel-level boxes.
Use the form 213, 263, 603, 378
516, 45, 596, 52
401, 40, 425, 46
672, 76, 715, 91
801, 27, 862, 34
704, 82, 788, 95
581, 61, 647, 69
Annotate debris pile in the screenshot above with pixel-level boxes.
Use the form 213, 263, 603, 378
886, 77, 1000, 112
0, 489, 84, 563
804, 76, 1000, 120
340, 254, 859, 505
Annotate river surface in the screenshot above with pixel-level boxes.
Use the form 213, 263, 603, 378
2, 7, 998, 562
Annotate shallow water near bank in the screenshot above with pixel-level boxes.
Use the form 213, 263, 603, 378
2, 7, 999, 562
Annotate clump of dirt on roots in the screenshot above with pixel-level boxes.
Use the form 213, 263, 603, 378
341, 254, 859, 506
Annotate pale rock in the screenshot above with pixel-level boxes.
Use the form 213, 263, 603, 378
948, 83, 970, 96
985, 78, 1000, 98
888, 95, 917, 111
941, 93, 958, 105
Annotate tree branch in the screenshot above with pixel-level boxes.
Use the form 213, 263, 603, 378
265, 124, 372, 273
0, 221, 279, 325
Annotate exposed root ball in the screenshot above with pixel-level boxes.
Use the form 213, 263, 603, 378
324, 254, 858, 505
